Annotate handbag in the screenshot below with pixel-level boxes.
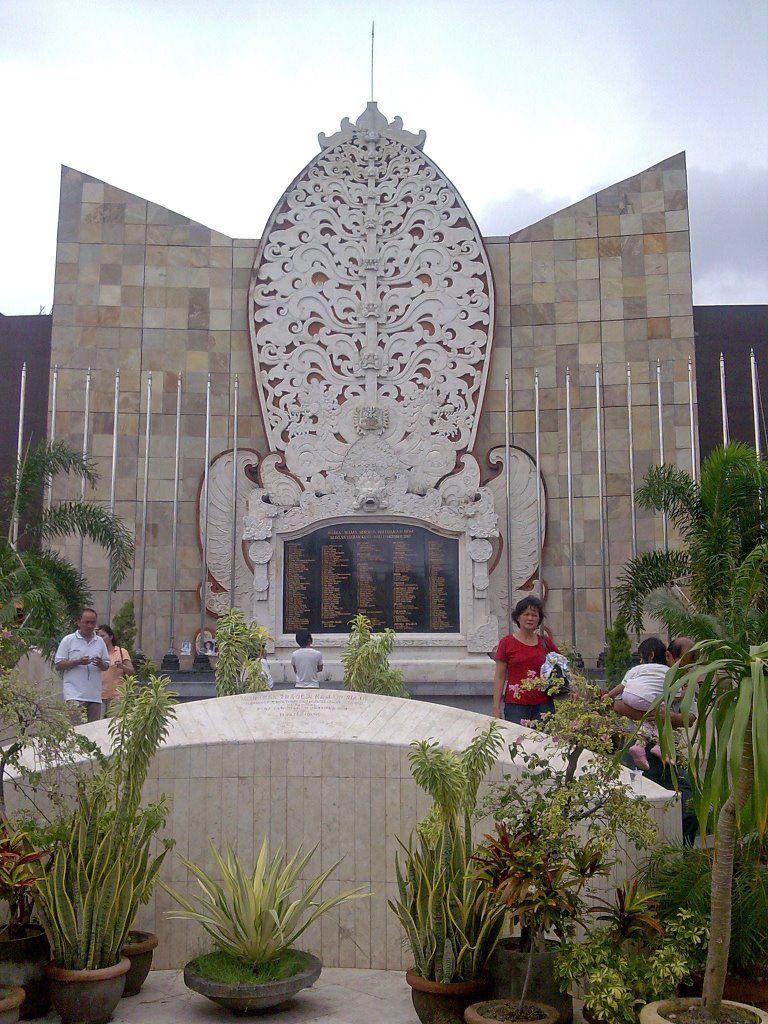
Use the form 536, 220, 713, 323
540, 636, 571, 698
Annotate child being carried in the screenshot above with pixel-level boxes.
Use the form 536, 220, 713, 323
606, 636, 668, 770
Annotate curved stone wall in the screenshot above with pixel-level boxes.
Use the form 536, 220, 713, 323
13, 691, 681, 970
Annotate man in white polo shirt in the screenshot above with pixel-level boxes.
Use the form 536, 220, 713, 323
55, 608, 110, 725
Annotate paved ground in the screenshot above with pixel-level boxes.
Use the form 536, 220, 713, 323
39, 968, 417, 1024
36, 968, 586, 1023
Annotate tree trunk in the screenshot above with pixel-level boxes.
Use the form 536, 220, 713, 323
701, 733, 754, 1017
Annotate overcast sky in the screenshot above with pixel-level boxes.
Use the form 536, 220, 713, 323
1, 0, 766, 315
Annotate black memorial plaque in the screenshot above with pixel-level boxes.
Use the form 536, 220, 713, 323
282, 523, 459, 634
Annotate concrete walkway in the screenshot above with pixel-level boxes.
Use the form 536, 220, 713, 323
39, 968, 416, 1023
36, 968, 586, 1023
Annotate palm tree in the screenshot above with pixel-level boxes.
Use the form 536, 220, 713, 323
0, 441, 134, 655
615, 442, 768, 1019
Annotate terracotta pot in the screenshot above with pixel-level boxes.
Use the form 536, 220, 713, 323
120, 930, 158, 997
639, 996, 768, 1023
724, 976, 768, 1011
0, 986, 24, 1024
406, 970, 490, 1024
465, 998, 560, 1023
0, 925, 50, 1019
487, 937, 572, 1023
45, 957, 129, 1024
183, 949, 321, 1014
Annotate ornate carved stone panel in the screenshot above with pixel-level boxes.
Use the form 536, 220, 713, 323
248, 102, 494, 492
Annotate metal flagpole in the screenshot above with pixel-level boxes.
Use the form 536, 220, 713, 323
195, 374, 213, 669
751, 349, 762, 459
534, 370, 543, 598
626, 364, 638, 561
230, 375, 240, 610
46, 364, 59, 510
78, 368, 92, 574
136, 372, 153, 653
688, 355, 698, 484
565, 367, 577, 649
504, 371, 513, 631
719, 352, 730, 446
105, 370, 120, 622
595, 365, 609, 635
162, 373, 183, 671
11, 363, 27, 549
656, 359, 668, 549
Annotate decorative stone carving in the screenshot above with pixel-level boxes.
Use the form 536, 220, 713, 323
467, 617, 500, 654
468, 539, 493, 563
485, 445, 546, 628
248, 101, 494, 489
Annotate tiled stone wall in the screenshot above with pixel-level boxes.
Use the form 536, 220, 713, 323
51, 167, 266, 660
481, 154, 695, 656
49, 154, 695, 664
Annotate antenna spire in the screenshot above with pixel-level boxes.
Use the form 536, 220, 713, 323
370, 21, 375, 101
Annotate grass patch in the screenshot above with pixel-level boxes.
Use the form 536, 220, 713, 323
190, 949, 308, 985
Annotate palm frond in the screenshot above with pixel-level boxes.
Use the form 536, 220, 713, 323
33, 502, 133, 587
4, 441, 98, 526
614, 549, 691, 633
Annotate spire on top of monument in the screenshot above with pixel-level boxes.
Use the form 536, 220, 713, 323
318, 102, 426, 151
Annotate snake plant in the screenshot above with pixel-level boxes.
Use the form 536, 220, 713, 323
33, 676, 176, 970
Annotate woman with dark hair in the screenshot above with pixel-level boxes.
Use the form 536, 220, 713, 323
97, 624, 134, 713
492, 595, 559, 725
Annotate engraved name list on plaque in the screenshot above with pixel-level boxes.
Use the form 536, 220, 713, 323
283, 523, 459, 635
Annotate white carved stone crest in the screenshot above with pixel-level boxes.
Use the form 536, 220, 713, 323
200, 104, 547, 668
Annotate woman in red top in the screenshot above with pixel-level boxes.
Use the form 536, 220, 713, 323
492, 596, 558, 725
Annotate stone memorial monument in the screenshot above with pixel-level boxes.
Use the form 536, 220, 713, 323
202, 103, 541, 680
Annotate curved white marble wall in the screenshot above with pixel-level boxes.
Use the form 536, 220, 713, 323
14, 692, 681, 970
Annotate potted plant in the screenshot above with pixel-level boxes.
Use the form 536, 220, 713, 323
640, 838, 768, 1010
478, 670, 657, 1021
473, 821, 606, 1023
162, 837, 368, 1014
213, 609, 271, 696
0, 667, 102, 1020
554, 882, 708, 1024
32, 675, 176, 1024
342, 613, 409, 696
616, 443, 768, 1021
0, 827, 49, 1020
388, 723, 508, 1024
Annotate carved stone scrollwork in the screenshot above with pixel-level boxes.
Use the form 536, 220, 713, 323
248, 101, 494, 492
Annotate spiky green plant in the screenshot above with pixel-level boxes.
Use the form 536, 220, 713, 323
0, 441, 134, 656
213, 610, 270, 696
388, 723, 506, 983
389, 820, 507, 983
163, 839, 368, 966
33, 675, 176, 970
341, 614, 408, 697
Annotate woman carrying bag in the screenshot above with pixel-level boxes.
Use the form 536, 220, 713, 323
492, 596, 562, 725
97, 624, 135, 714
